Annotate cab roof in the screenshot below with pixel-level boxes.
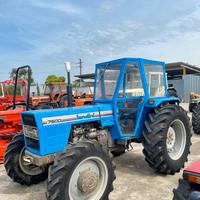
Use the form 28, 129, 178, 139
96, 58, 165, 66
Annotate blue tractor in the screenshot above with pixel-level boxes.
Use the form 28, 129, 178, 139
4, 58, 191, 200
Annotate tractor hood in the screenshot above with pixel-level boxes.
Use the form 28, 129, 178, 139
21, 104, 114, 156
22, 103, 113, 126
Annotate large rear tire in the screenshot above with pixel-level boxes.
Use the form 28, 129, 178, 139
143, 104, 191, 174
46, 141, 116, 200
4, 134, 47, 185
168, 89, 178, 98
192, 105, 200, 134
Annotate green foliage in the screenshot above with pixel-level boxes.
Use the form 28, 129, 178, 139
10, 68, 34, 84
45, 75, 66, 84
58, 76, 66, 82
5, 84, 21, 96
0, 84, 3, 96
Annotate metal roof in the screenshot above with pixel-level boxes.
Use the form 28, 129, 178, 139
74, 73, 94, 79
166, 62, 200, 77
74, 62, 200, 80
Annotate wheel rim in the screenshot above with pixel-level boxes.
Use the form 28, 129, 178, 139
166, 119, 186, 160
19, 147, 43, 176
68, 156, 108, 200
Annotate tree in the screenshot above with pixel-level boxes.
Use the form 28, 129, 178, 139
10, 68, 34, 83
58, 76, 66, 82
45, 75, 66, 84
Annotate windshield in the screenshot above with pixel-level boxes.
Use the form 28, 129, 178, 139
3, 83, 24, 96
118, 62, 144, 98
44, 84, 66, 95
95, 63, 122, 100
144, 64, 166, 97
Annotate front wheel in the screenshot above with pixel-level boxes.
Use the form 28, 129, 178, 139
173, 178, 200, 200
143, 104, 191, 174
46, 141, 116, 200
4, 134, 48, 185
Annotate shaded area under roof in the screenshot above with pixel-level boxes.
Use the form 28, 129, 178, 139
74, 73, 94, 79
166, 62, 200, 77
74, 62, 200, 80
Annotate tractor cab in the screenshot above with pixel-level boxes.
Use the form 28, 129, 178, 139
94, 58, 170, 138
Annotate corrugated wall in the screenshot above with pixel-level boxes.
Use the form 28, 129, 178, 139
183, 75, 200, 102
168, 79, 184, 100
168, 75, 200, 102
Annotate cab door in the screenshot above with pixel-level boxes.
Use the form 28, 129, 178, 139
116, 62, 145, 135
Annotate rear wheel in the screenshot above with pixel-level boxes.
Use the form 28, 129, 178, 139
143, 104, 191, 174
4, 134, 47, 185
192, 105, 200, 134
46, 141, 115, 200
168, 89, 178, 98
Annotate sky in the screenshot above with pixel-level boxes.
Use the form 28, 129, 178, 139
0, 0, 200, 83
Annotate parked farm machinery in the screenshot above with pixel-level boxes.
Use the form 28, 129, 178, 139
188, 92, 200, 134
0, 80, 27, 111
4, 58, 191, 200
173, 160, 200, 200
0, 66, 31, 163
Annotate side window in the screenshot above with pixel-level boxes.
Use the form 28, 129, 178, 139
144, 64, 165, 97
118, 62, 144, 98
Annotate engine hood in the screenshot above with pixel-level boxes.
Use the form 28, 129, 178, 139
21, 103, 113, 127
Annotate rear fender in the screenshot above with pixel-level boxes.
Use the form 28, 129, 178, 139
144, 97, 180, 108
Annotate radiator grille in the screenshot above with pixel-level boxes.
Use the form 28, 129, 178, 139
25, 137, 40, 150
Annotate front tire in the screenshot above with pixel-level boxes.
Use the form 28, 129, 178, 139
46, 141, 116, 200
173, 178, 200, 200
143, 104, 191, 174
4, 134, 47, 185
192, 105, 200, 134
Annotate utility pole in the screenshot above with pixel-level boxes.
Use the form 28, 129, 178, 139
79, 58, 83, 87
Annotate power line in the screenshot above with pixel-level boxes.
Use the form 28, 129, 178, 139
76, 58, 83, 86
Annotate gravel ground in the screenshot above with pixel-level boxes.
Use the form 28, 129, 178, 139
0, 103, 198, 200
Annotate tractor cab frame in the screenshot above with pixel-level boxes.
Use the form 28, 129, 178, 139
93, 58, 174, 139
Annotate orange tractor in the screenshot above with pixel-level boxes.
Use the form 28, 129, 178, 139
0, 66, 31, 163
0, 80, 26, 111
73, 85, 93, 106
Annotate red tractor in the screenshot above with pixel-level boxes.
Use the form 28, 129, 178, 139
0, 66, 32, 163
173, 160, 200, 200
0, 80, 26, 111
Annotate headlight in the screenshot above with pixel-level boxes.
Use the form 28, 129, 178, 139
23, 125, 38, 140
